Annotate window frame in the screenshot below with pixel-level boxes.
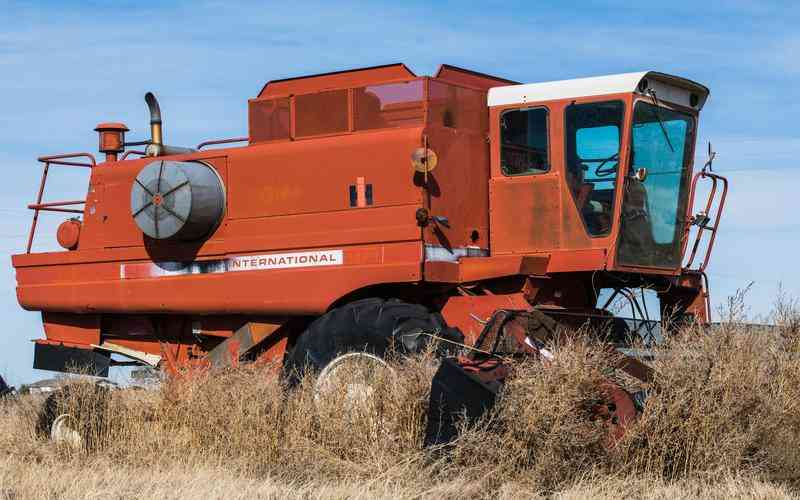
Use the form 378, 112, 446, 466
562, 99, 627, 239
615, 98, 698, 269
499, 106, 551, 177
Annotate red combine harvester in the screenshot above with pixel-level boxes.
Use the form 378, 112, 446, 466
12, 64, 726, 439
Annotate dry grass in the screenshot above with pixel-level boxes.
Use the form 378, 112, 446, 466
3, 305, 800, 498
0, 456, 794, 499
0, 457, 794, 499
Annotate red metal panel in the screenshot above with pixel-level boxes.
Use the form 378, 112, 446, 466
249, 98, 290, 143
227, 127, 423, 220
16, 241, 423, 315
421, 81, 491, 254
42, 312, 100, 345
353, 80, 424, 130
15, 203, 422, 278
428, 81, 487, 131
441, 293, 533, 346
259, 63, 416, 98
294, 90, 349, 137
223, 205, 422, 253
207, 320, 286, 368
425, 254, 548, 283
545, 249, 607, 273
434, 64, 519, 91
490, 174, 561, 253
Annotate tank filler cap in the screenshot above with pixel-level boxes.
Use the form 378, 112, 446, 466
130, 160, 225, 241
57, 219, 81, 250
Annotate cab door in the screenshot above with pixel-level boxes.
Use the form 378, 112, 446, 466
489, 104, 562, 254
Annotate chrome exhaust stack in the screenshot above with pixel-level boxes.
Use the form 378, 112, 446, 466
144, 92, 196, 157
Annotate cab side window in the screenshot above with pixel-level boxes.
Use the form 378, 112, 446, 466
565, 101, 624, 236
500, 108, 549, 176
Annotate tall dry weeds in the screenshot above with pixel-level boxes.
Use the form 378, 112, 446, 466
442, 336, 621, 492
3, 306, 800, 497
616, 323, 800, 481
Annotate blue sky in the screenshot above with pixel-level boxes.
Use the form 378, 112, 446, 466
1, 0, 798, 384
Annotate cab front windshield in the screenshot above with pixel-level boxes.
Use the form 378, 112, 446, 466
617, 101, 695, 269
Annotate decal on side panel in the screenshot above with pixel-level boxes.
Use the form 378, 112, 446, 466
121, 249, 344, 279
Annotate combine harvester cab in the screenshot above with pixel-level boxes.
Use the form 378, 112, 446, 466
11, 63, 726, 441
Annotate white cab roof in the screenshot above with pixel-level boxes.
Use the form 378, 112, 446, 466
488, 71, 709, 110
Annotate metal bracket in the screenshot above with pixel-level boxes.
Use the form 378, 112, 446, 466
91, 342, 162, 367
207, 319, 287, 368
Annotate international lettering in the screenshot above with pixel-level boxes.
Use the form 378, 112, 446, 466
226, 250, 343, 272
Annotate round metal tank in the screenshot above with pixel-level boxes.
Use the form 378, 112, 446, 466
130, 160, 225, 241
57, 219, 81, 250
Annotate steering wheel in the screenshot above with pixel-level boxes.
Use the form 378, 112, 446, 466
594, 153, 620, 177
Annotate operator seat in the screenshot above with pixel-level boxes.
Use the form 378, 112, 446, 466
567, 162, 593, 210
619, 174, 656, 257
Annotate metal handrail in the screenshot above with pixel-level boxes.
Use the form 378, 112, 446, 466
26, 152, 97, 253
37, 152, 96, 168
27, 200, 85, 215
683, 171, 729, 272
196, 137, 248, 150
120, 150, 147, 160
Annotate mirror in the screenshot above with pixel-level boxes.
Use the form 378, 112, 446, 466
702, 141, 716, 173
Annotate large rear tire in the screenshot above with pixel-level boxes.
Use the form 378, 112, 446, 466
282, 298, 462, 387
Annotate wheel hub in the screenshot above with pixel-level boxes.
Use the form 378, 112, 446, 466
50, 413, 83, 450
314, 352, 394, 411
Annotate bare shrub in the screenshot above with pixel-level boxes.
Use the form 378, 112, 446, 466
773, 285, 800, 348
445, 335, 619, 491
0, 393, 46, 463
80, 350, 439, 481
616, 325, 800, 481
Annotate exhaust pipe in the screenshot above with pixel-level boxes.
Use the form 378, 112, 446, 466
145, 92, 163, 154
144, 92, 195, 157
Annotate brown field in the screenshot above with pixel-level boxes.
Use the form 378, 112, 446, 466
2, 298, 800, 499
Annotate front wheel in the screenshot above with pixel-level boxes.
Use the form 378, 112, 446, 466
282, 298, 462, 390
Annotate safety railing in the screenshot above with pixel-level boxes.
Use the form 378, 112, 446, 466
683, 170, 728, 272
26, 152, 96, 253
196, 137, 248, 150
120, 150, 147, 161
